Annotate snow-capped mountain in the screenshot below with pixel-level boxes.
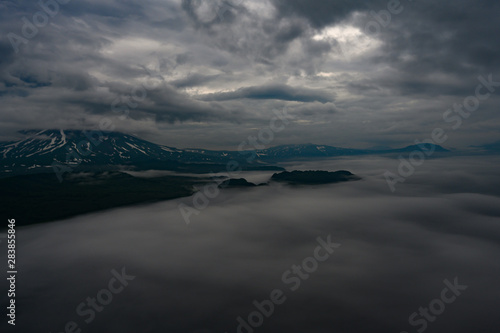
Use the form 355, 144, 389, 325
0, 129, 450, 176
0, 129, 248, 175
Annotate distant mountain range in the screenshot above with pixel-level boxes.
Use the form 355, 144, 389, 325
0, 129, 281, 176
0, 129, 454, 177
473, 141, 500, 154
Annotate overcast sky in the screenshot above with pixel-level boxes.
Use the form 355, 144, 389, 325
1, 0, 499, 149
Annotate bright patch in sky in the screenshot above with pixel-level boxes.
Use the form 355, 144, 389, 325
312, 24, 381, 58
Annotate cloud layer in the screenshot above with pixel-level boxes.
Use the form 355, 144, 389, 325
2, 156, 500, 333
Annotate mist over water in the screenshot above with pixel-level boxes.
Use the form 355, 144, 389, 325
2, 156, 500, 333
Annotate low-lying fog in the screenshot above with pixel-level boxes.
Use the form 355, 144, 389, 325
2, 156, 500, 333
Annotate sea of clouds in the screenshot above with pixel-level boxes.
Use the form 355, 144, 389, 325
1, 156, 500, 333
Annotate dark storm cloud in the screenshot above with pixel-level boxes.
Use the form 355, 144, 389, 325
171, 73, 220, 88
290, 101, 338, 116
360, 1, 500, 98
270, 0, 500, 101
199, 83, 334, 103
271, 0, 388, 28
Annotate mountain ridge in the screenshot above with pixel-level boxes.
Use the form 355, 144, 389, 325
1, 129, 451, 177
